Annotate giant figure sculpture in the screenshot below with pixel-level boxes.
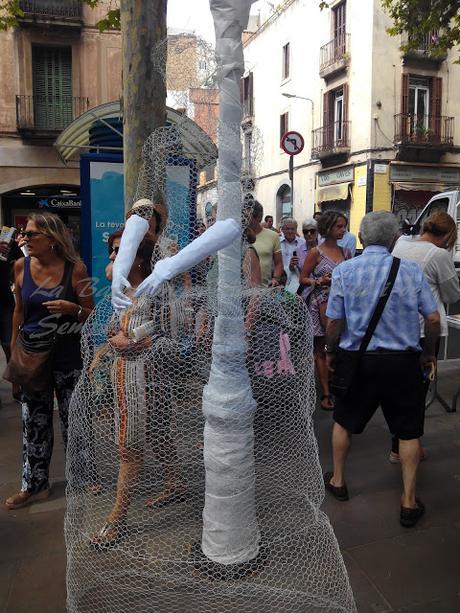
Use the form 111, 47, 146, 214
65, 1, 356, 611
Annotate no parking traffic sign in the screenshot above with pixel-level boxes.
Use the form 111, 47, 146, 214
280, 131, 304, 155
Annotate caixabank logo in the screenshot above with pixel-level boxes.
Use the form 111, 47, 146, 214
37, 197, 81, 209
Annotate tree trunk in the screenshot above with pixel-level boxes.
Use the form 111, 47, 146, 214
201, 0, 259, 566
120, 0, 167, 214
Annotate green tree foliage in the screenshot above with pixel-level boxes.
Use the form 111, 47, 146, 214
382, 0, 460, 60
0, 0, 120, 31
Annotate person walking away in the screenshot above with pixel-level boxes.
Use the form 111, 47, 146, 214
299, 211, 351, 410
249, 201, 283, 287
5, 212, 93, 510
324, 211, 440, 528
388, 211, 460, 462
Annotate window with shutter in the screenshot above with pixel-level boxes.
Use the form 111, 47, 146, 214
32, 46, 72, 130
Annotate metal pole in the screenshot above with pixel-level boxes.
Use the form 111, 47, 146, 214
289, 154, 294, 212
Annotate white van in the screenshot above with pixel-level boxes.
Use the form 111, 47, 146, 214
403, 190, 460, 268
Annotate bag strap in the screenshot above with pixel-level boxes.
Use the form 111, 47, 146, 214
358, 257, 401, 355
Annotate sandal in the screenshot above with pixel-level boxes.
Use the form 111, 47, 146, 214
146, 487, 188, 509
320, 395, 334, 411
90, 517, 127, 550
5, 488, 51, 510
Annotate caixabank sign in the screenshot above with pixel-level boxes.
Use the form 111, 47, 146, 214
37, 196, 81, 209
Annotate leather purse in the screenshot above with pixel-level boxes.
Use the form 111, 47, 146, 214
3, 330, 54, 393
330, 257, 401, 398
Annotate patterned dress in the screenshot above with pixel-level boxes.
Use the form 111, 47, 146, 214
309, 247, 351, 337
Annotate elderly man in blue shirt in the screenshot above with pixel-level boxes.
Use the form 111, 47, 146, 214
324, 211, 440, 528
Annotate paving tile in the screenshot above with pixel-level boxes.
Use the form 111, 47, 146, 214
399, 595, 460, 612
0, 561, 17, 611
5, 552, 66, 613
342, 552, 391, 613
0, 509, 65, 563
347, 526, 460, 610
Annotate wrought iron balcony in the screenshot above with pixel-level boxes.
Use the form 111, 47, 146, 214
16, 95, 89, 135
401, 31, 447, 66
311, 121, 351, 159
18, 1, 82, 26
319, 34, 350, 79
394, 114, 454, 148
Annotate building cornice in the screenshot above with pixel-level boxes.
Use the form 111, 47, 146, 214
243, 0, 298, 47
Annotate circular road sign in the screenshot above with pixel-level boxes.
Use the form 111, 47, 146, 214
281, 131, 305, 155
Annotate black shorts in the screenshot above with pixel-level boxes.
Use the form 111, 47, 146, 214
333, 351, 425, 440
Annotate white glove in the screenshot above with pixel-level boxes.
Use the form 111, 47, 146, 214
111, 214, 149, 312
135, 218, 241, 298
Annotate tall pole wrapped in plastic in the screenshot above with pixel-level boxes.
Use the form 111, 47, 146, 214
201, 0, 260, 566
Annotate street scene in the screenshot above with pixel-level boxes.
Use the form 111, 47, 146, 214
1, 1, 460, 612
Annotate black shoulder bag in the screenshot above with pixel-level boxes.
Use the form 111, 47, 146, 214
330, 257, 401, 399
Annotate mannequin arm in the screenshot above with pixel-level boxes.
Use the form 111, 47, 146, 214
111, 214, 149, 311
135, 218, 241, 298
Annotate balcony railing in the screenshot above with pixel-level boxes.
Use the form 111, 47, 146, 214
394, 114, 454, 147
18, 1, 82, 22
402, 30, 446, 63
311, 121, 351, 159
16, 95, 89, 133
319, 33, 350, 74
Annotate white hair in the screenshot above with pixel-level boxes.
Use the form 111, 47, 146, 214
302, 218, 317, 229
360, 211, 399, 248
281, 218, 297, 228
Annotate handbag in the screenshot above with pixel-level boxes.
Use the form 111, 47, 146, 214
330, 257, 401, 398
3, 330, 55, 393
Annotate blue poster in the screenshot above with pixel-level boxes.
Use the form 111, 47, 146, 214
80, 153, 197, 303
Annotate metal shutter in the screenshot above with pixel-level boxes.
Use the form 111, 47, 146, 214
32, 46, 72, 130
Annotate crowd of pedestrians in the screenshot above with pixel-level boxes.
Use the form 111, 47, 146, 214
1, 201, 458, 529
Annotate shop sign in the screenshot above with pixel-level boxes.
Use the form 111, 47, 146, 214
318, 166, 354, 187
357, 176, 367, 187
374, 164, 388, 174
390, 165, 460, 184
37, 197, 81, 209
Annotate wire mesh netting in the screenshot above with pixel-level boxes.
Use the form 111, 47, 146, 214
66, 283, 355, 612
66, 13, 355, 609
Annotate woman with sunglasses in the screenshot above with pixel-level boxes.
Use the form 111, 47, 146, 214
5, 212, 94, 510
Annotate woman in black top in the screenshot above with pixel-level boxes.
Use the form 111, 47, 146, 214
5, 212, 93, 510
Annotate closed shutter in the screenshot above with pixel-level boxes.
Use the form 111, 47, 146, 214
33, 46, 72, 130
343, 82, 349, 146
248, 71, 254, 116
323, 91, 330, 149
430, 77, 442, 140
401, 74, 409, 139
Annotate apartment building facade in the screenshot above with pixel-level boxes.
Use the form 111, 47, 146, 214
0, 0, 122, 237
242, 0, 460, 238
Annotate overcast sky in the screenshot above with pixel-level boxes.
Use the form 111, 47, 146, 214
167, 0, 269, 43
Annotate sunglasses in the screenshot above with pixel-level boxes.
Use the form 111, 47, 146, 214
23, 231, 45, 239
303, 229, 317, 235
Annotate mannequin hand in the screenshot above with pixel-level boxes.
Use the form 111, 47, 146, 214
111, 274, 132, 312
135, 258, 170, 298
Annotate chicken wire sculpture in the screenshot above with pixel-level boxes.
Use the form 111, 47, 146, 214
65, 0, 356, 611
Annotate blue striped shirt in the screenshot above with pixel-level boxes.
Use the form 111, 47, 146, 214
326, 245, 438, 351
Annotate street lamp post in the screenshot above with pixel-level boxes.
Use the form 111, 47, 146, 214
282, 92, 315, 134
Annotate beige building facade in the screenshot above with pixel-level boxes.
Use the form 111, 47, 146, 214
0, 0, 121, 237
242, 0, 460, 239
